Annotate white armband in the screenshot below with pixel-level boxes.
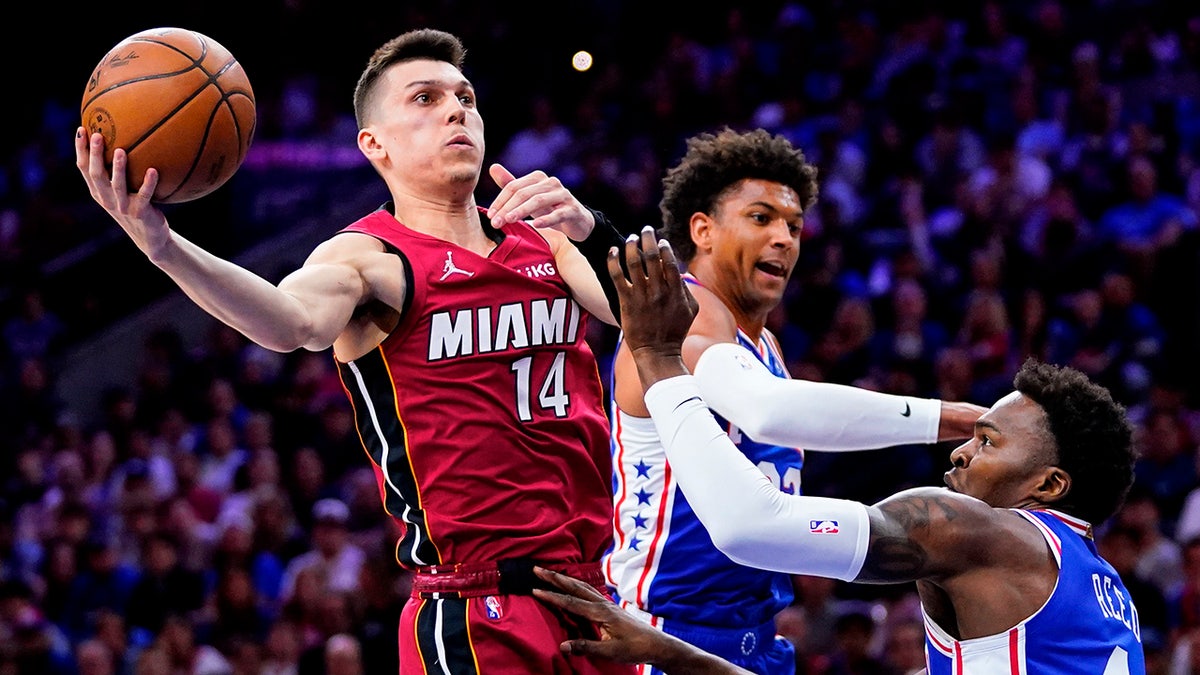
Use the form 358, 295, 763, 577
694, 342, 940, 451
644, 375, 869, 580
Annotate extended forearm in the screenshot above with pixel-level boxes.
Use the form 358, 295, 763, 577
694, 343, 940, 450
151, 232, 341, 352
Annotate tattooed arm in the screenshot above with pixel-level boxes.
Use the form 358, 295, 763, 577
858, 487, 1061, 640
854, 487, 1034, 584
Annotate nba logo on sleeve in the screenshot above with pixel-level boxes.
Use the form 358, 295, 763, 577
810, 520, 839, 534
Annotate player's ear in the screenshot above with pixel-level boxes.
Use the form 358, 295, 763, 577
358, 127, 385, 160
689, 212, 714, 254
1035, 467, 1071, 504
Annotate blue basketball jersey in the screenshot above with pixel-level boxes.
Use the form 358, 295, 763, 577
605, 275, 804, 634
923, 509, 1146, 674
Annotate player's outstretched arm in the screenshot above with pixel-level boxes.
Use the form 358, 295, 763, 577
76, 129, 365, 353
642, 373, 1010, 582
691, 348, 987, 451
532, 568, 755, 674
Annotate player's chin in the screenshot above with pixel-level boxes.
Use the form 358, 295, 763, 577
757, 284, 788, 307
746, 270, 779, 287
754, 274, 790, 298
447, 165, 482, 184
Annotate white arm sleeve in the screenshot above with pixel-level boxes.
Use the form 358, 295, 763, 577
644, 375, 869, 580
694, 342, 941, 451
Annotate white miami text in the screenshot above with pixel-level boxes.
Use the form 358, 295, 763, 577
428, 297, 581, 361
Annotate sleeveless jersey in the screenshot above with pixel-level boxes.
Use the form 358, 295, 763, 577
923, 509, 1146, 674
604, 275, 804, 630
335, 206, 614, 568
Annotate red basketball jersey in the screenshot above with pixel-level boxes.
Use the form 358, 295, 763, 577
335, 206, 614, 568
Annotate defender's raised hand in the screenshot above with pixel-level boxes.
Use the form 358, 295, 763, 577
607, 227, 697, 386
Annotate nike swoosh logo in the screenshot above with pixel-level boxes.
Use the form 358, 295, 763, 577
901, 403, 911, 417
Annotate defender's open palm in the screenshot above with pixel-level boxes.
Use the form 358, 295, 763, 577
607, 227, 697, 359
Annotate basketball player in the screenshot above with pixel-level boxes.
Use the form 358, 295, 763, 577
534, 232, 1146, 674
604, 128, 987, 674
76, 28, 633, 674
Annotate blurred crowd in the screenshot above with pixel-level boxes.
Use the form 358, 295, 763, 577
5, 0, 1200, 673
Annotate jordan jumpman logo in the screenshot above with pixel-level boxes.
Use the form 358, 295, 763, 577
440, 251, 475, 281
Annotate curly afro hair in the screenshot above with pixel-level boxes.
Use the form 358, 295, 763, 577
659, 127, 819, 262
1013, 357, 1135, 524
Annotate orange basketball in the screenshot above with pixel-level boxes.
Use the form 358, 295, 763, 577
81, 27, 256, 204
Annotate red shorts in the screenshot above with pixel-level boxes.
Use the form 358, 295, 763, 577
399, 560, 637, 674
400, 593, 638, 674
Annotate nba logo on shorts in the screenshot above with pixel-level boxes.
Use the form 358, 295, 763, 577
484, 596, 503, 620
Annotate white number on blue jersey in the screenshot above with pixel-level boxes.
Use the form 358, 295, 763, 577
757, 461, 801, 495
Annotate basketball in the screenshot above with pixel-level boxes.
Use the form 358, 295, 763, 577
81, 27, 256, 204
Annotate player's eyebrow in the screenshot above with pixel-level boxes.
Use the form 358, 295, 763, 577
975, 419, 1000, 434
404, 77, 473, 91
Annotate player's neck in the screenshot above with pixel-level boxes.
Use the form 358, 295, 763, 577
734, 313, 767, 343
713, 287, 769, 342
687, 269, 769, 342
393, 199, 494, 252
